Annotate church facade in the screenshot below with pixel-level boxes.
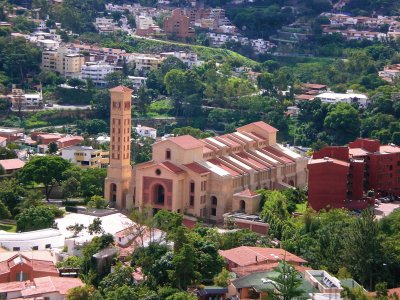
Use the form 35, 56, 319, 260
105, 87, 308, 221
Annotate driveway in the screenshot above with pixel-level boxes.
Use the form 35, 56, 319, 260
374, 201, 400, 219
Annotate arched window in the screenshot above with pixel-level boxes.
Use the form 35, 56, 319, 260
154, 184, 165, 205
239, 200, 246, 212
110, 183, 117, 202
165, 149, 171, 160
211, 196, 218, 206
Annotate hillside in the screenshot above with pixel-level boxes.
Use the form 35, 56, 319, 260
102, 37, 258, 67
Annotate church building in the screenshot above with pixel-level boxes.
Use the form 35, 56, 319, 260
105, 86, 308, 221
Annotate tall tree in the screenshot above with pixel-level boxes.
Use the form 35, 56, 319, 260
18, 156, 71, 201
344, 208, 385, 290
265, 260, 306, 300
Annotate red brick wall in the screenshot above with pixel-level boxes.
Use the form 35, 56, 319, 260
308, 161, 349, 210
313, 146, 349, 161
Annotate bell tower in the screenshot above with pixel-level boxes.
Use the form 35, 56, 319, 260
104, 86, 133, 210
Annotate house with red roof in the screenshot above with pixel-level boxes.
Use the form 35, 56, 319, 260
0, 252, 59, 283
0, 159, 25, 175
219, 246, 307, 273
0, 276, 84, 299
104, 87, 308, 222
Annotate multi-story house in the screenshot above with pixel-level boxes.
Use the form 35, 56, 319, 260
80, 63, 115, 87
95, 17, 117, 34
62, 146, 109, 169
42, 46, 84, 78
104, 86, 308, 221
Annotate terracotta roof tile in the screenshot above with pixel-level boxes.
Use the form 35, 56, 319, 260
160, 161, 185, 174
219, 246, 307, 267
184, 162, 210, 174
238, 122, 278, 134
234, 189, 258, 197
166, 135, 205, 150
0, 281, 29, 293
21, 277, 84, 297
0, 158, 25, 171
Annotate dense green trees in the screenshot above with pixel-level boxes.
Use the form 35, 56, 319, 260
19, 156, 71, 201
15, 205, 63, 231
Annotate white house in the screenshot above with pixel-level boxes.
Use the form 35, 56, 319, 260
315, 91, 369, 107
80, 63, 115, 87
134, 124, 157, 139
0, 229, 64, 251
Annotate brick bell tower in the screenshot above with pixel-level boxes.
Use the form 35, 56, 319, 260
104, 86, 133, 210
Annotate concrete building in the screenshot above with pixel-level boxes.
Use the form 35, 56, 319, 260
315, 91, 369, 107
128, 76, 147, 90
134, 55, 162, 71
80, 63, 115, 87
61, 146, 109, 169
95, 17, 117, 34
163, 9, 195, 38
134, 124, 157, 139
104, 87, 308, 221
9, 88, 43, 110
307, 138, 400, 211
0, 229, 64, 251
0, 251, 59, 283
42, 47, 85, 78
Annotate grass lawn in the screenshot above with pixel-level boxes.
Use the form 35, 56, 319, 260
295, 202, 307, 213
0, 222, 16, 232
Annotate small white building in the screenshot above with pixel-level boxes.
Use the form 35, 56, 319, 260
80, 63, 115, 87
0, 229, 64, 251
134, 124, 157, 139
128, 76, 147, 90
136, 15, 154, 30
315, 91, 369, 107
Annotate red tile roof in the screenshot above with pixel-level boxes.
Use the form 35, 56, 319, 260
208, 158, 242, 176
264, 146, 294, 163
109, 85, 133, 93
21, 277, 84, 297
295, 94, 315, 100
160, 161, 185, 174
219, 246, 307, 267
238, 121, 278, 134
302, 83, 327, 90
184, 162, 210, 174
166, 135, 205, 150
234, 189, 259, 197
0, 281, 29, 293
0, 158, 25, 171
56, 136, 84, 143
